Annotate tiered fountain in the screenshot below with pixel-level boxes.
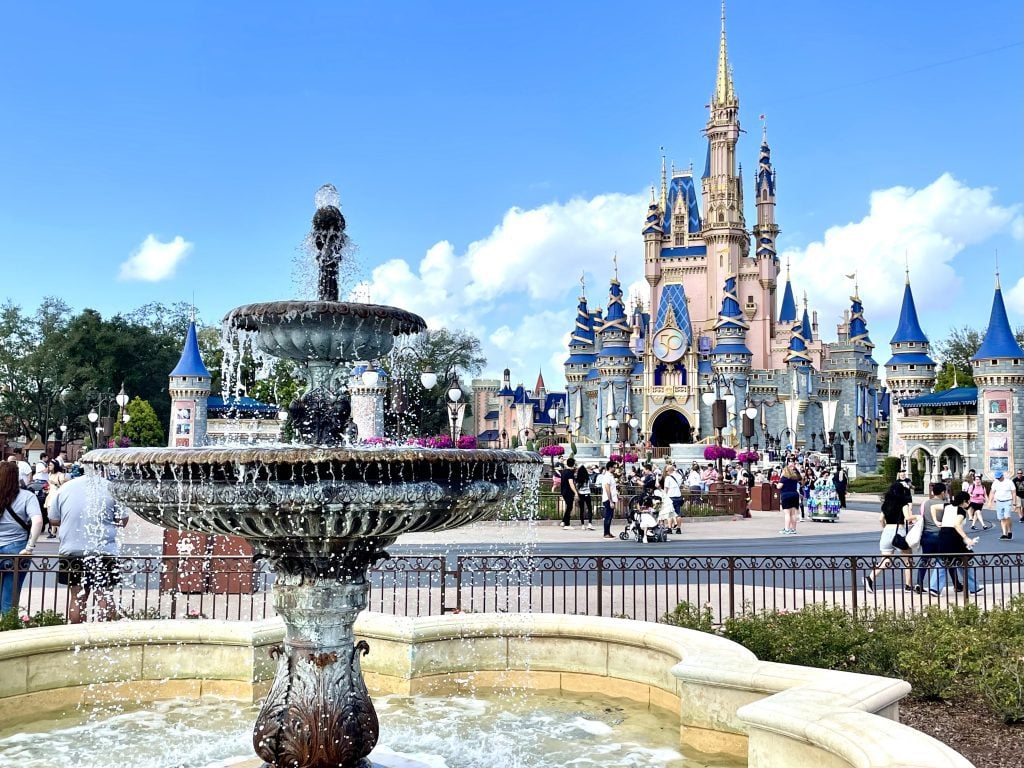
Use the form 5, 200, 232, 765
83, 185, 540, 768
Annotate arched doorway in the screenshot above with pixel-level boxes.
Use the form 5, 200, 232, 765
650, 410, 692, 447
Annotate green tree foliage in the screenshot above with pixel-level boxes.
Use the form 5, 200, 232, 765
114, 397, 165, 447
383, 329, 486, 437
933, 325, 1024, 391
201, 325, 301, 408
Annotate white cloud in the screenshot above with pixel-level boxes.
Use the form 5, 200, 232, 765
365, 192, 646, 387
1007, 275, 1024, 315
780, 173, 1020, 339
118, 234, 193, 282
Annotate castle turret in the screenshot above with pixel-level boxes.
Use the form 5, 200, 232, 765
778, 261, 797, 326
168, 319, 211, 447
885, 271, 936, 406
971, 272, 1024, 476
701, 0, 748, 315
751, 126, 781, 366
597, 275, 638, 439
711, 273, 752, 376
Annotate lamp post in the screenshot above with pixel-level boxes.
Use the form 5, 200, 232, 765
701, 375, 734, 477
58, 423, 67, 457
445, 376, 465, 446
86, 383, 129, 449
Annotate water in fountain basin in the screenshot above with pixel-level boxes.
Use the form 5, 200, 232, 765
0, 691, 743, 768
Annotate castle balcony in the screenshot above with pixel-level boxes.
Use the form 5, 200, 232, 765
647, 385, 691, 404
897, 414, 976, 442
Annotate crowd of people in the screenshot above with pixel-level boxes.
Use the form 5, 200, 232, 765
864, 465, 1024, 596
0, 449, 126, 622
550, 452, 851, 542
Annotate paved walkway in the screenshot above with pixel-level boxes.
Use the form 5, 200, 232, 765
28, 493, 891, 554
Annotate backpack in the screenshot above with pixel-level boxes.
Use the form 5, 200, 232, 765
26, 479, 48, 511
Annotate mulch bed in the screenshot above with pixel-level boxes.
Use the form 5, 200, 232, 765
900, 697, 1023, 768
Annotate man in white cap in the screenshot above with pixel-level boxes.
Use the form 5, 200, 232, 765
988, 469, 1016, 541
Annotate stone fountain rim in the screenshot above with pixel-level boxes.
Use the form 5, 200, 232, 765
81, 446, 543, 467
224, 300, 427, 335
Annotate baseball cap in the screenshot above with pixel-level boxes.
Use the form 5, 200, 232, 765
995, 470, 1004, 479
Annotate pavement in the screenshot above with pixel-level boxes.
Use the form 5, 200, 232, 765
28, 492, 1024, 557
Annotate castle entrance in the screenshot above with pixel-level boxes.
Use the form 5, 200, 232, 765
649, 410, 692, 447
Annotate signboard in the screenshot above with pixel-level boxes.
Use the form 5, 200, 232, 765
983, 390, 1013, 476
653, 325, 687, 363
698, 335, 712, 354
173, 400, 194, 448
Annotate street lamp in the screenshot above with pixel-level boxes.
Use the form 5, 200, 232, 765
446, 376, 465, 446
702, 374, 733, 476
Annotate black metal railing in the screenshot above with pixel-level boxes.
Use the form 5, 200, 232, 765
4, 552, 1022, 626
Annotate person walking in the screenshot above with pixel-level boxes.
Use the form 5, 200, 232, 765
988, 469, 1016, 541
915, 483, 946, 593
0, 463, 43, 614
1014, 469, 1024, 524
43, 458, 68, 538
833, 465, 849, 509
558, 458, 580, 529
574, 462, 594, 530
49, 474, 129, 623
776, 459, 801, 535
599, 461, 618, 539
662, 463, 683, 533
865, 482, 916, 594
934, 491, 982, 595
939, 463, 953, 499
965, 473, 991, 530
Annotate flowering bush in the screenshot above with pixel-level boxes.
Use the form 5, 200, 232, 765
457, 435, 477, 449
538, 444, 565, 457
703, 445, 737, 461
106, 436, 131, 448
0, 608, 66, 632
736, 450, 761, 464
610, 452, 639, 463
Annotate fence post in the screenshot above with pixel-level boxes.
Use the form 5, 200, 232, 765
438, 556, 447, 615
849, 555, 859, 617
596, 557, 604, 617
727, 557, 736, 620
455, 556, 463, 613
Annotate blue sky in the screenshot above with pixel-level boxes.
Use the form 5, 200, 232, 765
1, 1, 1021, 390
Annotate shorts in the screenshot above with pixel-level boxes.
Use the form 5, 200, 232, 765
780, 493, 800, 510
968, 501, 984, 512
671, 497, 682, 516
878, 525, 907, 555
57, 556, 121, 590
995, 500, 1014, 520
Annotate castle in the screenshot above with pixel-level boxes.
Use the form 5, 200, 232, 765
888, 272, 1024, 480
560, 6, 880, 473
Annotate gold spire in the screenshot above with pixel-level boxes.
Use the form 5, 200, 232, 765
905, 250, 910, 285
995, 249, 1001, 289
659, 147, 668, 212
612, 252, 619, 282
649, 185, 656, 205
580, 271, 586, 300
714, 0, 734, 105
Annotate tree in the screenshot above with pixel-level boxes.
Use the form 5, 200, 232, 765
932, 325, 1024, 391
200, 325, 301, 407
383, 329, 486, 437
114, 397, 165, 447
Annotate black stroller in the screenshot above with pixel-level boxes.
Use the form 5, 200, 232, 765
619, 492, 670, 542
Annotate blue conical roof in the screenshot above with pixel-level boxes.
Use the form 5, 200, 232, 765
602, 279, 630, 332
801, 307, 814, 343
890, 282, 928, 344
973, 286, 1024, 361
569, 295, 595, 347
170, 320, 210, 378
778, 278, 796, 323
849, 295, 872, 347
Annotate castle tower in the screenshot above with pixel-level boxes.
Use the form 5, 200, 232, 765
751, 127, 781, 366
168, 319, 211, 447
564, 291, 597, 436
597, 275, 637, 440
711, 273, 753, 377
971, 273, 1024, 476
700, 0, 749, 319
885, 272, 936, 407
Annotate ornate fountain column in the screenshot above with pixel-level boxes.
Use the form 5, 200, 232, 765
254, 541, 393, 768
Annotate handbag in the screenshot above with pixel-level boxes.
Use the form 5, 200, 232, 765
891, 529, 909, 551
904, 504, 925, 549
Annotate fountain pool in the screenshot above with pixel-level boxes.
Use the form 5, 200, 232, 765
0, 690, 741, 768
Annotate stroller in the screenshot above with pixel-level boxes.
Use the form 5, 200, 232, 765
619, 492, 670, 542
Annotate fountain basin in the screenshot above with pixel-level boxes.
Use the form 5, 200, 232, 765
225, 300, 426, 362
0, 615, 972, 767
82, 447, 538, 544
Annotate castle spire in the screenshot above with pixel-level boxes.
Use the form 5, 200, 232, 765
778, 260, 797, 323
890, 277, 929, 345
714, 0, 734, 106
972, 276, 1024, 361
660, 149, 668, 213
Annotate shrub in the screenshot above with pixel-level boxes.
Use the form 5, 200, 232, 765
0, 608, 66, 631
882, 456, 901, 485
896, 604, 984, 700
847, 475, 890, 493
661, 601, 714, 633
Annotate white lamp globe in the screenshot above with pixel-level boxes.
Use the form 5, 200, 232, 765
701, 392, 716, 406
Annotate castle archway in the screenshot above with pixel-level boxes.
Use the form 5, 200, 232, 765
649, 409, 692, 447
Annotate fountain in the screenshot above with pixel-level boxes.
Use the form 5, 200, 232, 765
83, 184, 541, 768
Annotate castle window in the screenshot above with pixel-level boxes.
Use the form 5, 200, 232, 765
909, 365, 916, 370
